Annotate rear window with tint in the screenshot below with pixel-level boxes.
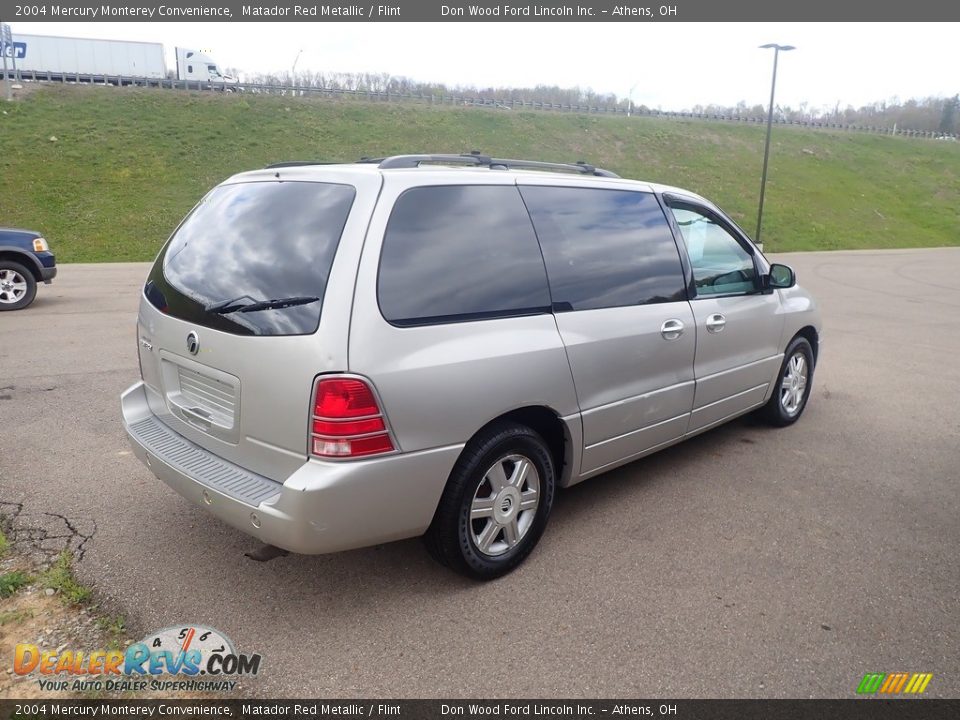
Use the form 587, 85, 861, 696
377, 185, 551, 326
145, 181, 355, 336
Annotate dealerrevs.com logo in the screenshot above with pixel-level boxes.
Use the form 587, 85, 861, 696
14, 625, 262, 693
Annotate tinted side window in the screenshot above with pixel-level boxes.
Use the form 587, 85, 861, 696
669, 205, 757, 296
519, 186, 687, 311
378, 185, 551, 326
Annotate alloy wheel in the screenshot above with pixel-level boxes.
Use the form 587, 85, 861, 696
0, 268, 28, 304
469, 454, 541, 557
780, 352, 808, 416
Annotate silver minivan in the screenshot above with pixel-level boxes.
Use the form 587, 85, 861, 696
121, 154, 821, 579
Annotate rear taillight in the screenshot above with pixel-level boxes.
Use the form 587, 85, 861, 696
310, 377, 395, 459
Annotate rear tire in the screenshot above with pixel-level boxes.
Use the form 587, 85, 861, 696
0, 261, 38, 311
424, 422, 555, 581
761, 336, 814, 426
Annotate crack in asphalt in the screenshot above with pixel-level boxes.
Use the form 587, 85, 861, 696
0, 500, 97, 562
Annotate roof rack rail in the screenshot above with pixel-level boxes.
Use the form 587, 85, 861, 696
264, 161, 337, 169
368, 153, 620, 178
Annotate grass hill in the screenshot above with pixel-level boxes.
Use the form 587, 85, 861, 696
1, 85, 958, 263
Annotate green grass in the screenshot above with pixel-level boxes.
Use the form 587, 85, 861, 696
0, 570, 32, 598
1, 85, 959, 261
96, 614, 127, 651
38, 551, 92, 605
0, 526, 9, 558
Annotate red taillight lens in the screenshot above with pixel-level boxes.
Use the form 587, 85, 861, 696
314, 378, 381, 418
310, 377, 395, 459
312, 417, 385, 436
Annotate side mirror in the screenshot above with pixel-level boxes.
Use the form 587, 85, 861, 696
767, 263, 796, 289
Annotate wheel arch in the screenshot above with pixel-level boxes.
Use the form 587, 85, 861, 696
467, 405, 579, 488
0, 248, 43, 282
793, 325, 820, 364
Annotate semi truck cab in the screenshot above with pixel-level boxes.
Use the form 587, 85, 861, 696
175, 47, 237, 87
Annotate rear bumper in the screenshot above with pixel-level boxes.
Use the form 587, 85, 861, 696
121, 381, 463, 555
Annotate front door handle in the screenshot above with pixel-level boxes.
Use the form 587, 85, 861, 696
660, 318, 685, 340
706, 313, 726, 333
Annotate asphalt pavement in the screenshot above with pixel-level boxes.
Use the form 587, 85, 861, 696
1, 249, 958, 698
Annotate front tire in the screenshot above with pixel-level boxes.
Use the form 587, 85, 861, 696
0, 261, 38, 311
424, 422, 556, 580
761, 336, 815, 426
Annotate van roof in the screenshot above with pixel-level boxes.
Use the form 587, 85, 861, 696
225, 156, 709, 204
267, 154, 621, 177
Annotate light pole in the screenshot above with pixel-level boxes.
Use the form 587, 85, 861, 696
755, 43, 795, 248
290, 49, 303, 90
627, 82, 639, 117
1, 23, 12, 102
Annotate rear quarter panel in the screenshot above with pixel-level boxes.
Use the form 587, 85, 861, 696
347, 171, 582, 465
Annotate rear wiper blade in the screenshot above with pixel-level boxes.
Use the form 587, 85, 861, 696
237, 296, 320, 313
212, 296, 320, 315
207, 294, 255, 314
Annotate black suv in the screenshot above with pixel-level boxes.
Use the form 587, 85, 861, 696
0, 227, 57, 310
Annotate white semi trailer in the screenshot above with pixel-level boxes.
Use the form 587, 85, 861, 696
6, 33, 234, 86
9, 34, 165, 79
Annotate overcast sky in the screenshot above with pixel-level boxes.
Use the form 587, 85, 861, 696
10, 22, 959, 110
